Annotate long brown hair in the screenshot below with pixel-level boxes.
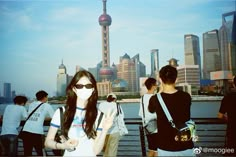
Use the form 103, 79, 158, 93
63, 70, 98, 139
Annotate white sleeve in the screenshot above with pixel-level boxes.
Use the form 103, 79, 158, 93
21, 106, 28, 120
50, 108, 61, 128
139, 99, 143, 117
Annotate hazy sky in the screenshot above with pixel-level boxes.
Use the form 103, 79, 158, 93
0, 0, 235, 99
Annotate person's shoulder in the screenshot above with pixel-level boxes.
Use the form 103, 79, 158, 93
30, 100, 38, 104
177, 90, 190, 95
227, 91, 236, 96
149, 93, 157, 101
43, 102, 54, 108
144, 93, 154, 98
43, 102, 51, 106
99, 101, 114, 106
17, 105, 26, 109
7, 104, 21, 109
3, 105, 11, 111
28, 101, 38, 107
98, 101, 108, 105
5, 104, 12, 108
177, 90, 191, 98
222, 91, 236, 100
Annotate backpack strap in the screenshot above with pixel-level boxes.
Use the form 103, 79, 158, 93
141, 96, 146, 124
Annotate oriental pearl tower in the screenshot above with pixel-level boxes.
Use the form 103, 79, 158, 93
98, 0, 113, 81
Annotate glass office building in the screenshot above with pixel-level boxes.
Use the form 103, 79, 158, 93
202, 29, 221, 79
150, 49, 159, 79
219, 11, 236, 75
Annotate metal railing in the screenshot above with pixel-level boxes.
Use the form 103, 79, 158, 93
0, 118, 226, 156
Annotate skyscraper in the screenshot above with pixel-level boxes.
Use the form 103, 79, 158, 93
117, 53, 137, 93
150, 49, 159, 79
132, 54, 146, 92
56, 60, 68, 96
219, 11, 236, 75
202, 29, 221, 79
184, 34, 201, 65
3, 83, 11, 99
184, 34, 201, 78
98, 0, 113, 81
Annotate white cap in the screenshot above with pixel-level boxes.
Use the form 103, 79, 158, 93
107, 93, 117, 99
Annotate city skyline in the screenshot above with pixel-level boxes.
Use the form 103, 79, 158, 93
0, 0, 235, 98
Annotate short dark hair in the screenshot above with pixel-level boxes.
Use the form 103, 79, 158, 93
159, 65, 177, 84
36, 90, 48, 101
107, 95, 116, 102
13, 96, 28, 104
144, 77, 157, 90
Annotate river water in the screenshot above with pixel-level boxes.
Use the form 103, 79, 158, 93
0, 100, 221, 118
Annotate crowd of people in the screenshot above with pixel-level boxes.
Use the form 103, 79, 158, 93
0, 66, 235, 156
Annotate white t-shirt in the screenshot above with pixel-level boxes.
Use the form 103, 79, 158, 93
1, 104, 28, 135
139, 94, 157, 123
50, 106, 104, 157
98, 101, 119, 134
23, 101, 55, 134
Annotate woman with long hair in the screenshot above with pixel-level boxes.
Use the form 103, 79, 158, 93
45, 70, 115, 156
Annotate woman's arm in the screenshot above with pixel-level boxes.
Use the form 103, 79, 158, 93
93, 110, 116, 155
93, 128, 109, 155
45, 126, 78, 150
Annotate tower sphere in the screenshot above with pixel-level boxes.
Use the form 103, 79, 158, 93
99, 66, 113, 80
99, 14, 112, 26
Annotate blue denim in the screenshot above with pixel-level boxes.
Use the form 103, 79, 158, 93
0, 134, 18, 157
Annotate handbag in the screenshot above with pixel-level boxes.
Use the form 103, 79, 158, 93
157, 93, 197, 142
141, 96, 157, 135
18, 102, 44, 140
116, 103, 128, 136
144, 119, 157, 135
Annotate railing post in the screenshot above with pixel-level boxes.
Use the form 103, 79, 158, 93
139, 125, 146, 156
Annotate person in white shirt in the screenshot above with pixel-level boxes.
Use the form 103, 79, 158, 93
139, 77, 158, 157
44, 70, 115, 156
0, 96, 28, 156
21, 90, 55, 156
99, 93, 124, 157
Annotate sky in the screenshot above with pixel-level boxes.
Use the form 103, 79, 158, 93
0, 0, 235, 99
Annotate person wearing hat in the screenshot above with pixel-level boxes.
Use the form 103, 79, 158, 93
98, 93, 125, 157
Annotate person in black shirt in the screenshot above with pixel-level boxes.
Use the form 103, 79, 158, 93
148, 65, 194, 156
218, 76, 236, 156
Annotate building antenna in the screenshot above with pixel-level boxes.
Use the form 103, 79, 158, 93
172, 49, 174, 58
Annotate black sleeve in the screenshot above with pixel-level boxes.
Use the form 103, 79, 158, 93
148, 95, 157, 113
185, 93, 192, 120
219, 96, 227, 114
176, 92, 192, 122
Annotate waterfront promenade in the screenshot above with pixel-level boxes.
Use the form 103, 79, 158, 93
0, 117, 227, 156
0, 96, 229, 156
